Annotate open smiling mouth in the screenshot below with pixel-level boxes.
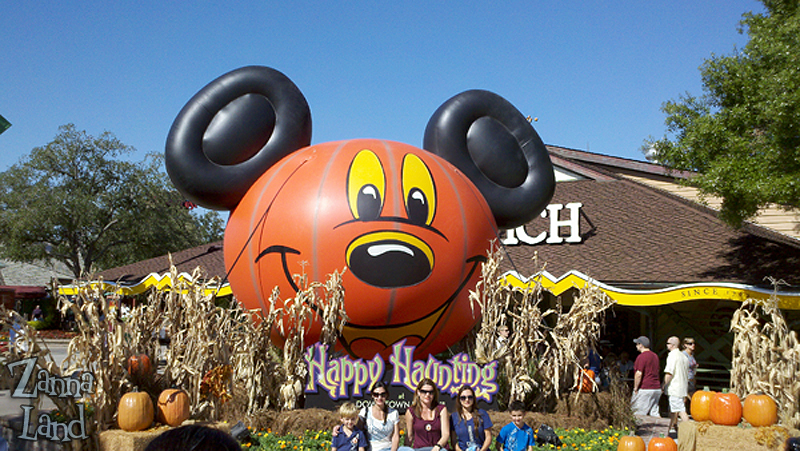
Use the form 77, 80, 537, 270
256, 243, 485, 356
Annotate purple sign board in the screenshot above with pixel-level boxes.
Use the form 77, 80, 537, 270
304, 340, 499, 412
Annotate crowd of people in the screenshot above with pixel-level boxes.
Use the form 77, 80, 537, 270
630, 335, 699, 436
332, 379, 538, 451
132, 324, 702, 449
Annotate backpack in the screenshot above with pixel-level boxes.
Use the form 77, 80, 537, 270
536, 424, 562, 447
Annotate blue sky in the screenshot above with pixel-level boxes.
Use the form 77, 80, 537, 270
1, 1, 762, 174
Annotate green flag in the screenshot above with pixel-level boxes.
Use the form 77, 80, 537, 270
0, 114, 10, 136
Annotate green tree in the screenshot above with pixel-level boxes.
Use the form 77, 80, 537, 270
645, 0, 800, 227
0, 124, 224, 278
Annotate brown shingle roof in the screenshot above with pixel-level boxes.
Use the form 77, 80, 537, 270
98, 241, 225, 284
500, 178, 800, 288
96, 148, 800, 291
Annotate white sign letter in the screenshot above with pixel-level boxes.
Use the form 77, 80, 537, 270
545, 203, 582, 244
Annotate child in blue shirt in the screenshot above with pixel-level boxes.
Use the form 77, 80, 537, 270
496, 401, 536, 451
332, 402, 368, 451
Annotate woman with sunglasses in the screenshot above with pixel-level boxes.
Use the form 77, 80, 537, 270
404, 378, 450, 451
361, 381, 401, 451
450, 385, 492, 451
333, 382, 401, 451
681, 337, 698, 394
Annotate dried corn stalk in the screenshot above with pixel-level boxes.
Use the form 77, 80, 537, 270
730, 284, 800, 429
469, 243, 615, 411
58, 278, 131, 450
469, 244, 514, 364
45, 255, 346, 444
276, 268, 348, 410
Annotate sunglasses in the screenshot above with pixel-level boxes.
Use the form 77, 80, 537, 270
686, 342, 695, 345
460, 395, 475, 401
372, 392, 387, 398
419, 389, 435, 395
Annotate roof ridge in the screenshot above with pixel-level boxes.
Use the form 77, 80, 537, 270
546, 145, 695, 179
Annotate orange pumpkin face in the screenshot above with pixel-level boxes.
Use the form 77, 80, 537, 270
167, 67, 556, 360
225, 140, 496, 358
743, 393, 778, 427
710, 391, 742, 426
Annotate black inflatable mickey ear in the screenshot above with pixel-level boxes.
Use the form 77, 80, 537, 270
165, 66, 312, 211
423, 90, 555, 229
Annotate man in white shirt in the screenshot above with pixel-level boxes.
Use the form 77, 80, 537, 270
663, 336, 689, 435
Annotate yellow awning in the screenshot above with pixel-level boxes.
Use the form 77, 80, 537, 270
503, 270, 800, 310
58, 272, 232, 297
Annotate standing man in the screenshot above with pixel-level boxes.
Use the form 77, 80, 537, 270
631, 336, 661, 416
663, 336, 690, 435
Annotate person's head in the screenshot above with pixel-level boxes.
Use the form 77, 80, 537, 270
144, 425, 240, 451
619, 351, 629, 362
498, 325, 510, 338
456, 385, 476, 414
666, 336, 680, 351
412, 378, 439, 411
682, 337, 696, 353
455, 385, 483, 429
338, 401, 359, 430
633, 336, 650, 352
508, 400, 526, 428
370, 381, 389, 407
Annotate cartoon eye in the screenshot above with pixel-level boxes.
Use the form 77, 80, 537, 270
348, 150, 386, 221
402, 154, 436, 226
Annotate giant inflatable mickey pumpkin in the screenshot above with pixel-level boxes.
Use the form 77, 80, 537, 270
166, 66, 555, 358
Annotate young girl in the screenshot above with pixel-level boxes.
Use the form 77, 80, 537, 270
404, 378, 450, 451
450, 385, 492, 451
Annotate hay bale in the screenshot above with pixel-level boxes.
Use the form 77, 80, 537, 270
553, 393, 615, 430
248, 408, 613, 437
99, 421, 231, 451
269, 408, 341, 436
99, 426, 168, 451
677, 421, 800, 451
677, 422, 697, 451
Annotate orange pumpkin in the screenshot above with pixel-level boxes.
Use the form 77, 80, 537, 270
743, 393, 778, 427
648, 436, 678, 451
579, 369, 595, 393
157, 388, 191, 427
167, 70, 556, 361
710, 390, 742, 426
118, 390, 154, 432
225, 141, 498, 359
616, 435, 645, 451
127, 354, 152, 379
690, 387, 715, 421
